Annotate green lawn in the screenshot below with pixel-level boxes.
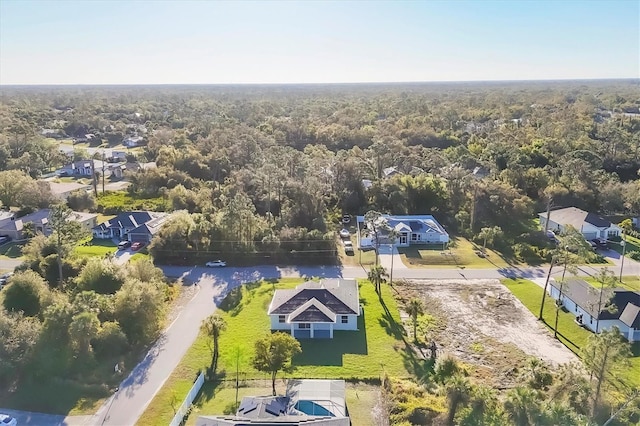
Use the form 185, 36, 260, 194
584, 276, 640, 292
399, 237, 510, 269
138, 278, 412, 426
74, 239, 117, 258
502, 279, 640, 389
0, 242, 24, 259
610, 234, 640, 257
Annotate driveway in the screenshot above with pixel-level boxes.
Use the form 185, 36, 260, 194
0, 409, 93, 426
377, 245, 407, 272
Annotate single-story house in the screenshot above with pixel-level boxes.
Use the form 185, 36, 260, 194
58, 159, 109, 177
357, 214, 449, 248
92, 211, 167, 241
18, 209, 98, 237
539, 207, 622, 241
122, 136, 145, 147
549, 278, 640, 342
268, 279, 360, 339
48, 181, 91, 200
195, 379, 349, 426
383, 166, 402, 178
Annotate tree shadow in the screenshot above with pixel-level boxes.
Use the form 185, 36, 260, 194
377, 295, 406, 341
293, 315, 368, 367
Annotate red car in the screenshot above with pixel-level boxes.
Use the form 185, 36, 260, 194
131, 242, 144, 251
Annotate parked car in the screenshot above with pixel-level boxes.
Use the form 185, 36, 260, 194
592, 239, 608, 249
339, 228, 350, 238
343, 240, 354, 254
0, 236, 10, 245
206, 260, 227, 267
131, 242, 144, 251
117, 240, 132, 250
342, 214, 351, 224
0, 272, 13, 290
588, 240, 597, 251
0, 413, 17, 426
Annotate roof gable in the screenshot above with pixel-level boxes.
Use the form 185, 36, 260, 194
288, 298, 337, 323
269, 279, 359, 316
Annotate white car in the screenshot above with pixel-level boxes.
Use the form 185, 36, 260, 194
0, 414, 17, 426
206, 260, 227, 268
339, 229, 351, 238
343, 240, 354, 254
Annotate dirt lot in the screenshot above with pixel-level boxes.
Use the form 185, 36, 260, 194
396, 279, 577, 389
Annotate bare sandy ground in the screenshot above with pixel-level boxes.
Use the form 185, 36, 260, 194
398, 279, 577, 388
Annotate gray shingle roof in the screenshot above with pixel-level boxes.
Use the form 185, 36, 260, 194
620, 304, 640, 329
268, 279, 359, 317
539, 207, 614, 230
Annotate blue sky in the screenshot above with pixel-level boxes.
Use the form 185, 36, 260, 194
0, 0, 638, 84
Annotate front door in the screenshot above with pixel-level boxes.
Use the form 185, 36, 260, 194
400, 234, 407, 245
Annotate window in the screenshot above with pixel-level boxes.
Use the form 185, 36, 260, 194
411, 234, 417, 241
341, 315, 349, 324
299, 323, 310, 329
278, 315, 286, 323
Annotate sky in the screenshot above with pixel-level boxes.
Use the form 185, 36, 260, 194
0, 0, 638, 85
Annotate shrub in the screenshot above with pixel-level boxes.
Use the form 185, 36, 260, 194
92, 321, 129, 359
628, 251, 640, 261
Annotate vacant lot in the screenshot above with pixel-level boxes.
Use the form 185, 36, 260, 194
398, 237, 510, 269
139, 279, 412, 426
396, 279, 576, 390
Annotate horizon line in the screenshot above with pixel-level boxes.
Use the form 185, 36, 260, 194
1, 77, 639, 87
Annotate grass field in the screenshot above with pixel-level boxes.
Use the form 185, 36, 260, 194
584, 276, 640, 292
0, 242, 24, 259
502, 279, 640, 389
138, 278, 411, 426
610, 234, 640, 257
74, 239, 117, 258
399, 237, 510, 269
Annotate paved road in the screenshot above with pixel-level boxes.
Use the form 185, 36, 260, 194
0, 258, 22, 271
7, 251, 640, 426
0, 409, 93, 426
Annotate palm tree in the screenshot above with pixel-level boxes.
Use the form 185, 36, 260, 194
442, 374, 472, 425
202, 314, 227, 375
477, 226, 502, 255
367, 265, 388, 294
504, 386, 541, 426
405, 298, 424, 342
542, 401, 581, 426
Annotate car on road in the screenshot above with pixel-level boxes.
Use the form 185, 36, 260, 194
0, 413, 17, 426
117, 240, 132, 250
206, 260, 227, 267
343, 240, 354, 254
0, 272, 13, 289
131, 242, 144, 251
339, 228, 350, 238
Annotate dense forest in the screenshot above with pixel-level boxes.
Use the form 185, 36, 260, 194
0, 80, 639, 264
0, 81, 639, 423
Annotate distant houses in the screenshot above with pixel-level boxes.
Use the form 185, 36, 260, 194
539, 207, 622, 241
0, 209, 98, 240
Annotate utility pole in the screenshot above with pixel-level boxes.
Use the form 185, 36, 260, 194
619, 232, 626, 282
102, 151, 106, 194
553, 246, 570, 338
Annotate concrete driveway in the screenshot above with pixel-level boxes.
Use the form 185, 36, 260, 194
0, 258, 22, 271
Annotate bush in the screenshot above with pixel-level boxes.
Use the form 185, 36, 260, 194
2, 270, 49, 316
92, 321, 129, 359
628, 251, 640, 261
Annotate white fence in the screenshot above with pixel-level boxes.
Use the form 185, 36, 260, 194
169, 371, 205, 426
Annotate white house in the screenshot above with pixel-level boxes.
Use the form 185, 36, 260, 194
58, 159, 109, 177
356, 214, 449, 249
122, 136, 145, 147
267, 279, 360, 339
92, 211, 166, 241
549, 278, 640, 342
539, 207, 621, 241
48, 181, 91, 200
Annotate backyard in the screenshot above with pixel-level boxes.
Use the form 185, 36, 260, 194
398, 237, 510, 269
137, 278, 413, 426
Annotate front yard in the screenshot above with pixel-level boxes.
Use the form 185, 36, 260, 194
0, 242, 24, 259
137, 278, 412, 426
398, 237, 510, 269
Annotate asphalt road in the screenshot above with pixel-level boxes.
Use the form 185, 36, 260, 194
4, 253, 640, 426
